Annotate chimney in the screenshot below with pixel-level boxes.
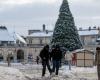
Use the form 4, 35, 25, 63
46, 30, 48, 34
43, 24, 46, 31
89, 26, 91, 31
93, 26, 96, 30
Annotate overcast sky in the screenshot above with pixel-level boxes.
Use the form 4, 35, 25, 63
0, 0, 100, 35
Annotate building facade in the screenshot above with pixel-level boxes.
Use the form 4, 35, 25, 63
26, 26, 100, 51
0, 26, 100, 63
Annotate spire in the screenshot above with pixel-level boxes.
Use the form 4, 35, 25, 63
60, 0, 70, 13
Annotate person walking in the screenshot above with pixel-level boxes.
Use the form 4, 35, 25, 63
65, 51, 73, 70
7, 54, 11, 67
36, 56, 39, 64
95, 47, 100, 80
39, 45, 52, 77
72, 53, 77, 66
51, 45, 62, 76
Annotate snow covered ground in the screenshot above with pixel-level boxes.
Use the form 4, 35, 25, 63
0, 66, 27, 80
60, 66, 98, 80
23, 65, 98, 80
0, 63, 98, 80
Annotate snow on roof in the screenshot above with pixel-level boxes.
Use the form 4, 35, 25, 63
97, 37, 100, 41
72, 49, 94, 54
14, 33, 27, 44
29, 31, 53, 37
0, 28, 14, 41
78, 30, 99, 36
73, 49, 85, 52
28, 29, 99, 37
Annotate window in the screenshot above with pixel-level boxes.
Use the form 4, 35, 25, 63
40, 39, 42, 44
40, 39, 43, 44
29, 38, 32, 44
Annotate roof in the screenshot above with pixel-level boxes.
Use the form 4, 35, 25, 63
28, 31, 53, 37
0, 26, 27, 44
14, 33, 27, 44
72, 49, 94, 54
97, 37, 100, 41
28, 29, 99, 37
78, 30, 99, 36
0, 28, 14, 41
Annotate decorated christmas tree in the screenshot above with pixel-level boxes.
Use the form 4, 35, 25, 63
51, 0, 82, 51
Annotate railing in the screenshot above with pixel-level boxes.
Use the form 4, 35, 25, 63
0, 44, 45, 48
0, 44, 27, 48
27, 44, 44, 47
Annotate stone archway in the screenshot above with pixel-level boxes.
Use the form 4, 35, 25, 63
7, 50, 14, 62
17, 49, 24, 62
0, 50, 4, 62
0, 54, 3, 62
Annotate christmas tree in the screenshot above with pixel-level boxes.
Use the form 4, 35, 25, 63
51, 0, 82, 51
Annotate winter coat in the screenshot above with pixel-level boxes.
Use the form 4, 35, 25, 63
39, 48, 50, 61
72, 53, 77, 61
51, 48, 62, 61
65, 52, 73, 61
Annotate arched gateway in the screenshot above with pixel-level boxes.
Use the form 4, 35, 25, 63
17, 49, 24, 62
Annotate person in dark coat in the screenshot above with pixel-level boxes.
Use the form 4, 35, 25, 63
39, 45, 52, 77
51, 45, 62, 75
95, 47, 100, 80
36, 56, 39, 64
